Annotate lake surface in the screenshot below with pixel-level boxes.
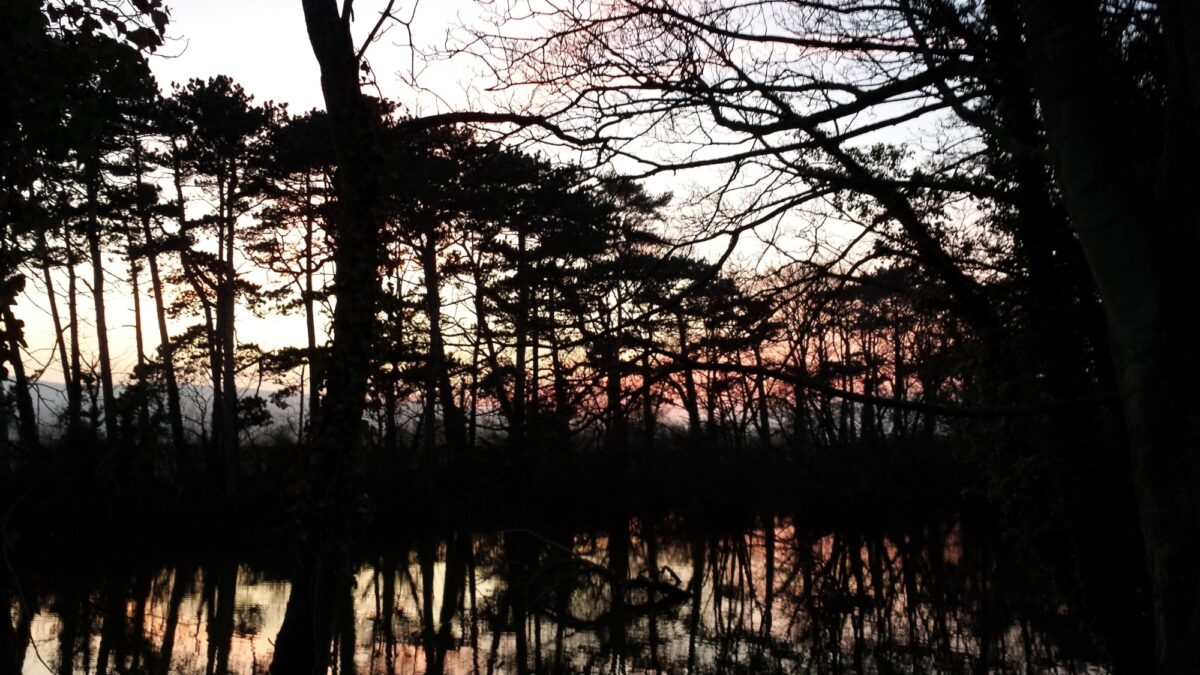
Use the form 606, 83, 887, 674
11, 515, 1107, 674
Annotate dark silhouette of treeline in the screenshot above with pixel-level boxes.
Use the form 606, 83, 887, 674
2, 3, 972, 499
2, 0, 1196, 672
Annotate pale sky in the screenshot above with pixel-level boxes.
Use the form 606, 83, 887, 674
150, 0, 485, 112
13, 0, 926, 395
18, 1, 490, 388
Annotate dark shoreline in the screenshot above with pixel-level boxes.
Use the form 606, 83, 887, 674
4, 439, 970, 565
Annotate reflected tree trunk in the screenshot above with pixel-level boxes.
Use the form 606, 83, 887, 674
53, 590, 82, 675
762, 517, 775, 638
685, 530, 705, 673
158, 565, 193, 675
95, 580, 127, 675
0, 589, 34, 675
204, 564, 236, 675
380, 556, 397, 675
336, 579, 356, 675
270, 561, 347, 675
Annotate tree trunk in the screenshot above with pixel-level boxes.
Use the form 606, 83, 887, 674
512, 229, 528, 444
677, 313, 702, 442
38, 234, 73, 435
194, 267, 225, 478
1022, 2, 1200, 671
753, 346, 771, 450
641, 351, 654, 450
419, 234, 466, 459
127, 237, 150, 437
300, 0, 385, 458
548, 304, 571, 442
174, 157, 226, 483
304, 195, 320, 437
603, 323, 626, 454
2, 308, 38, 450
218, 172, 239, 494
86, 159, 118, 443
141, 211, 186, 453
187, 263, 224, 481
65, 238, 84, 435
470, 258, 512, 421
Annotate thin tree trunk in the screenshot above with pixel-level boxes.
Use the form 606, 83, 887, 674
304, 191, 320, 437
420, 234, 466, 459
174, 153, 225, 481
512, 229, 528, 444
469, 258, 512, 420
133, 139, 184, 451
218, 172, 239, 494
66, 239, 84, 434
641, 351, 654, 450
753, 346, 771, 450
141, 214, 186, 453
678, 313, 702, 442
604, 336, 626, 454
189, 264, 224, 480
127, 238, 149, 436
548, 305, 571, 442
86, 159, 118, 443
38, 234, 73, 433
467, 337, 479, 453
383, 362, 398, 458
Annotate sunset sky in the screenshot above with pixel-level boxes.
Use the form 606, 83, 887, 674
13, 0, 862, 389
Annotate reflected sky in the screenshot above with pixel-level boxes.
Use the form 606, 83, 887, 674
12, 516, 1107, 674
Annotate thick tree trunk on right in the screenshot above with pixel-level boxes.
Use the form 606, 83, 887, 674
1023, 2, 1200, 671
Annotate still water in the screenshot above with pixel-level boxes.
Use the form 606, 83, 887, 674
13, 515, 1106, 674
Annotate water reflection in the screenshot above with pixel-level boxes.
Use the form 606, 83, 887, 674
11, 516, 1106, 674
